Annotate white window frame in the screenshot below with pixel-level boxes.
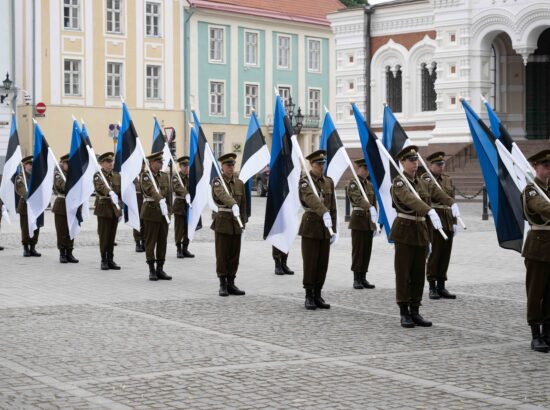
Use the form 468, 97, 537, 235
209, 80, 226, 116
106, 0, 123, 34
63, 58, 82, 96
244, 29, 259, 67
277, 85, 292, 108
106, 61, 124, 99
277, 34, 291, 70
307, 38, 322, 73
208, 25, 226, 64
308, 88, 321, 119
63, 0, 81, 31
145, 64, 162, 100
244, 82, 260, 117
145, 1, 162, 38
212, 132, 225, 160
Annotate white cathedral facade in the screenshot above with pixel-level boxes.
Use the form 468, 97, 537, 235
329, 0, 550, 153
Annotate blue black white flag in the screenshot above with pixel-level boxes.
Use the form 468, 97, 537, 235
78, 120, 95, 221
382, 104, 410, 179
320, 111, 349, 184
0, 112, 22, 220
151, 116, 172, 170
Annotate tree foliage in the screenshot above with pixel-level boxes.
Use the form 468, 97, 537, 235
340, 0, 369, 7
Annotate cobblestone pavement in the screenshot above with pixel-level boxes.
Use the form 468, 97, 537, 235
0, 199, 548, 409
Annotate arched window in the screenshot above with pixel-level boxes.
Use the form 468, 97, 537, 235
386, 65, 402, 113
489, 45, 497, 109
421, 62, 437, 111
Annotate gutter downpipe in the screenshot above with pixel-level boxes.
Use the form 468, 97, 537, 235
183, 4, 195, 155
11, 0, 17, 112
364, 5, 373, 127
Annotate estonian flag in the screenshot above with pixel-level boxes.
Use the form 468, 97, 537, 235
461, 99, 524, 252
320, 111, 349, 184
27, 120, 56, 236
382, 104, 410, 179
0, 112, 22, 220
187, 111, 216, 241
238, 111, 270, 217
263, 96, 301, 254
151, 116, 172, 170
78, 120, 95, 222
115, 102, 145, 231
352, 104, 396, 240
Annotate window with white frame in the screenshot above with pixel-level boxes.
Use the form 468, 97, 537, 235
210, 81, 225, 115
244, 31, 258, 66
63, 0, 80, 30
145, 2, 161, 37
308, 39, 321, 72
209, 27, 224, 63
277, 35, 290, 69
106, 62, 123, 98
245, 84, 258, 116
212, 132, 225, 159
489, 45, 498, 110
146, 65, 161, 100
421, 62, 437, 112
386, 65, 402, 113
278, 86, 291, 107
64, 59, 81, 96
309, 89, 321, 118
106, 0, 122, 34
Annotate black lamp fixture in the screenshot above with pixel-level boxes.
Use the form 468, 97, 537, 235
285, 95, 304, 135
0, 73, 12, 104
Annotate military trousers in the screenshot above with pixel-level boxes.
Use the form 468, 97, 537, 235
525, 258, 550, 325
174, 214, 189, 246
301, 237, 330, 290
19, 214, 39, 246
394, 242, 427, 307
143, 219, 169, 262
54, 213, 73, 250
351, 230, 373, 273
97, 216, 118, 257
427, 229, 453, 281
272, 246, 288, 260
215, 232, 241, 278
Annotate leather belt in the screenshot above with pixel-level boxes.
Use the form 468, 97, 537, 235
397, 212, 426, 222
175, 196, 186, 200
531, 225, 550, 231
56, 195, 65, 199
144, 198, 156, 202
432, 204, 450, 209
353, 207, 366, 211
217, 207, 231, 213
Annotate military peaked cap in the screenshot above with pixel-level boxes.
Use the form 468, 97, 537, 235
426, 151, 446, 164
397, 145, 419, 161
218, 153, 237, 165
146, 151, 164, 162
59, 154, 70, 163
177, 155, 190, 165
306, 149, 327, 163
98, 152, 114, 162
21, 155, 33, 165
354, 158, 367, 166
528, 149, 550, 165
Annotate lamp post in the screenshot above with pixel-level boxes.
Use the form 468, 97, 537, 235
284, 96, 304, 135
1, 73, 13, 104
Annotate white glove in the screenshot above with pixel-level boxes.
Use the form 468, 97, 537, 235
159, 198, 168, 216
231, 204, 240, 217
1, 205, 8, 219
369, 206, 378, 224
108, 190, 119, 204
322, 212, 332, 229
185, 193, 191, 205
453, 224, 458, 237
451, 203, 460, 218
427, 209, 443, 231
330, 234, 337, 245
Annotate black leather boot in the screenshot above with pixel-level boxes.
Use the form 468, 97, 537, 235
314, 288, 330, 309
281, 255, 294, 275
139, 241, 145, 252
156, 261, 172, 280
437, 280, 456, 299
176, 243, 184, 258
29, 244, 41, 257
23, 245, 31, 257
543, 323, 550, 347
101, 253, 109, 270
107, 254, 121, 270
182, 246, 195, 258
362, 272, 375, 289
399, 305, 415, 328
531, 325, 549, 353
410, 306, 432, 327
429, 281, 440, 299
0, 245, 4, 250
135, 241, 144, 253
353, 272, 364, 289
148, 261, 158, 281
274, 257, 285, 275
59, 249, 68, 264
219, 277, 229, 297
304, 289, 317, 310
66, 249, 79, 263
227, 276, 245, 295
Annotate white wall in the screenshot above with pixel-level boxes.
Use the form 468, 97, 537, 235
0, 0, 13, 163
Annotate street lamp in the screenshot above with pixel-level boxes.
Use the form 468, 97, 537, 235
1, 73, 13, 104
284, 96, 304, 135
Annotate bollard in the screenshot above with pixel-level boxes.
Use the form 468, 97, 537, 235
482, 186, 489, 221
345, 191, 351, 222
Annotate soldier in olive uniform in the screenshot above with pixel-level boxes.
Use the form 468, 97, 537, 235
422, 152, 459, 300
53, 154, 78, 263
346, 158, 378, 289
93, 152, 122, 270
521, 149, 550, 353
140, 151, 172, 281
15, 155, 41, 257
273, 247, 294, 275
211, 153, 247, 297
299, 150, 337, 310
133, 162, 146, 253
390, 145, 455, 328
173, 156, 194, 258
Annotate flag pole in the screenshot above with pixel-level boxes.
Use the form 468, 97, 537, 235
20, 162, 28, 191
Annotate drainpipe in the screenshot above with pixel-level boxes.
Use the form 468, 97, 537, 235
364, 5, 373, 127
11, 0, 16, 112
183, 5, 195, 155
32, 0, 36, 113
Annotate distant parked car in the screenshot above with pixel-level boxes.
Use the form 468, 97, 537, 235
253, 166, 270, 197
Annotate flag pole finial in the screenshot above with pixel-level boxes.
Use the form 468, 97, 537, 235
153, 113, 157, 120
81, 118, 85, 125
11, 110, 15, 115
188, 122, 194, 129
459, 96, 465, 102
32, 118, 38, 125
120, 95, 125, 104
251, 108, 255, 113
71, 115, 77, 122
383, 102, 388, 107
481, 95, 488, 104
323, 105, 329, 115
190, 107, 195, 112
273, 87, 279, 97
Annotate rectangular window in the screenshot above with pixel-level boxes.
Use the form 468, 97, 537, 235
278, 86, 291, 107
106, 0, 122, 34
64, 59, 81, 96
277, 35, 290, 69
244, 31, 258, 66
210, 81, 225, 115
212, 132, 225, 160
145, 2, 160, 37
308, 39, 321, 72
245, 84, 258, 117
106, 62, 123, 98
63, 0, 80, 30
146, 65, 161, 100
209, 27, 224, 63
309, 88, 321, 118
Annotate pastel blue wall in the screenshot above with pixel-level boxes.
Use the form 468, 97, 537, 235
304, 37, 330, 116
238, 27, 265, 125
272, 32, 299, 107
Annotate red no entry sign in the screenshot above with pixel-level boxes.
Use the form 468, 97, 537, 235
35, 102, 47, 115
